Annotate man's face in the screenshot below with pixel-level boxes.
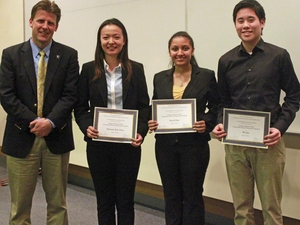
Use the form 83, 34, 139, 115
29, 10, 58, 49
235, 8, 265, 47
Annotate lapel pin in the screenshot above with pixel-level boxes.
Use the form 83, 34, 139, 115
56, 55, 60, 59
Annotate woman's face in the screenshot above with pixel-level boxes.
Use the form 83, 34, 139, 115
169, 36, 194, 67
100, 24, 125, 58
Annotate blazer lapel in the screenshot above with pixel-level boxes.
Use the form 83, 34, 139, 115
97, 72, 108, 106
44, 41, 60, 96
122, 68, 130, 103
182, 66, 201, 98
165, 69, 175, 99
21, 41, 37, 95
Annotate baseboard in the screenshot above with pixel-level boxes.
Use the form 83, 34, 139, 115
1, 151, 299, 225
68, 164, 234, 225
68, 164, 299, 225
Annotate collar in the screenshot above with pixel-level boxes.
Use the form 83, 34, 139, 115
103, 59, 121, 72
30, 38, 52, 58
238, 38, 265, 55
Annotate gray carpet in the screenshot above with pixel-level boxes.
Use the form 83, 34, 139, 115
0, 165, 165, 225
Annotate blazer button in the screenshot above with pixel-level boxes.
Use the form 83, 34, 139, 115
34, 103, 37, 107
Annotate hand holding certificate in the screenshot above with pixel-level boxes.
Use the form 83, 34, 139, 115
93, 107, 138, 143
152, 99, 196, 134
222, 108, 270, 148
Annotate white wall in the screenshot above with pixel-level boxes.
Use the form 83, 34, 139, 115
1, 0, 299, 220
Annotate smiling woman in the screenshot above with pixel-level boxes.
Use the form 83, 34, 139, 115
148, 31, 219, 225
100, 24, 125, 63
73, 18, 150, 225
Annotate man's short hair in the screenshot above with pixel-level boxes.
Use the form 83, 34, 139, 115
233, 0, 266, 22
31, 0, 61, 24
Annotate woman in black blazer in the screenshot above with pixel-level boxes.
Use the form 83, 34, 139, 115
148, 31, 219, 225
74, 18, 150, 225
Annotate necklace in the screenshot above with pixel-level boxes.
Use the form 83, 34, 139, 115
178, 78, 185, 87
174, 73, 191, 87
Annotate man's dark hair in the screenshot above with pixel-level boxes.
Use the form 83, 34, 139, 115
233, 0, 266, 22
31, 0, 61, 24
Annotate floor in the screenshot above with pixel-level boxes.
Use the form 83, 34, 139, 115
0, 165, 165, 225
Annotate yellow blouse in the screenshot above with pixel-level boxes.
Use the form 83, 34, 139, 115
173, 85, 185, 99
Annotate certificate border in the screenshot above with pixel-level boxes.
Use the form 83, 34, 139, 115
152, 99, 196, 134
93, 107, 138, 143
222, 108, 270, 148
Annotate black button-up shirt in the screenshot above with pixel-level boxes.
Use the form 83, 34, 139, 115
217, 39, 300, 135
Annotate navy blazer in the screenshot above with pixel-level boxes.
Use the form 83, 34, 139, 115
152, 65, 219, 146
0, 40, 79, 158
74, 60, 150, 144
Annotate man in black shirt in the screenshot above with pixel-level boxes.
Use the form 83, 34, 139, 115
213, 1, 300, 224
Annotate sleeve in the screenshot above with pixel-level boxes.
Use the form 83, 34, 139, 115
202, 71, 219, 133
273, 50, 300, 134
216, 57, 232, 124
74, 63, 93, 135
135, 63, 150, 138
0, 48, 37, 128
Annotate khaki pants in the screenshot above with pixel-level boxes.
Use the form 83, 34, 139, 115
7, 137, 70, 225
225, 139, 286, 225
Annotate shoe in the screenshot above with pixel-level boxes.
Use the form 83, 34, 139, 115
0, 178, 8, 186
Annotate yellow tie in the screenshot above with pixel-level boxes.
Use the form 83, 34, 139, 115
37, 50, 47, 117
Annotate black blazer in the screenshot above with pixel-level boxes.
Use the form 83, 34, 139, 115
74, 60, 150, 144
0, 40, 79, 158
152, 65, 219, 146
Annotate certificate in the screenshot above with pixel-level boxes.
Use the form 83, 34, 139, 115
152, 99, 196, 134
222, 108, 270, 148
93, 107, 138, 143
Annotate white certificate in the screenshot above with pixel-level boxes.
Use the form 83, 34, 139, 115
93, 107, 138, 143
222, 108, 270, 148
152, 99, 196, 134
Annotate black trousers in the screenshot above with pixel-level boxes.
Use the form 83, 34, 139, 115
155, 142, 210, 225
87, 142, 141, 225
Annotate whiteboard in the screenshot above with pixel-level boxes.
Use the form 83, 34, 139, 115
24, 0, 300, 133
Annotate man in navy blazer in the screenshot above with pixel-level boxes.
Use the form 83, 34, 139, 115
0, 1, 79, 224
